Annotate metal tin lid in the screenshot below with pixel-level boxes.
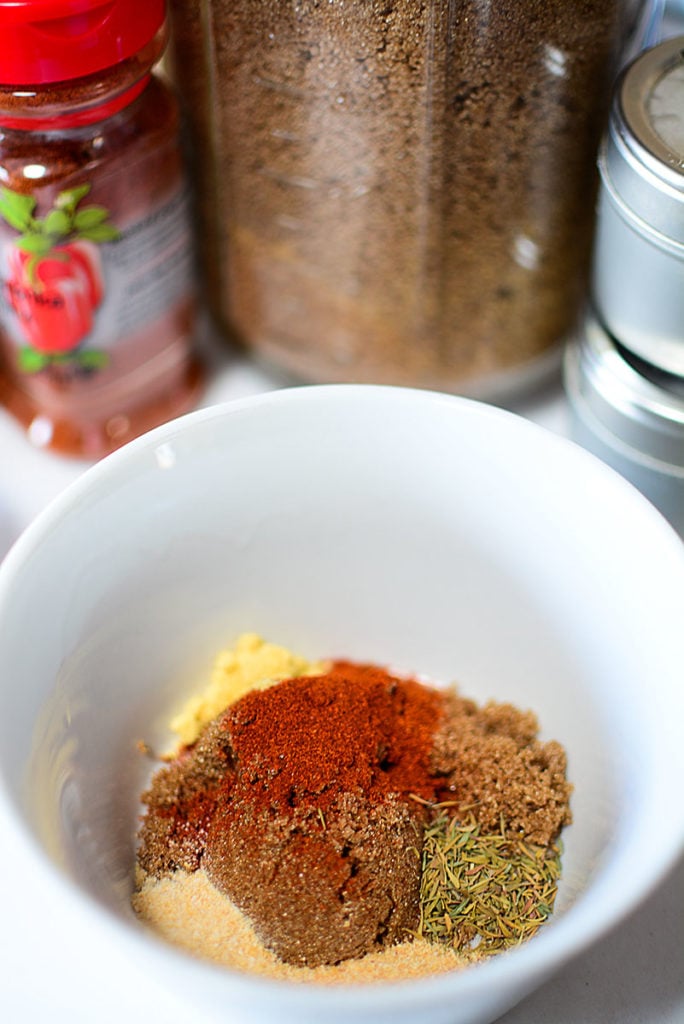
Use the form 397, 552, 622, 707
599, 35, 684, 245
565, 308, 684, 470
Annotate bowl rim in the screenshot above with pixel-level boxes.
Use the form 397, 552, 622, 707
1, 383, 684, 1014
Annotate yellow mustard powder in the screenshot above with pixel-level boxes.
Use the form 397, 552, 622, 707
169, 632, 327, 747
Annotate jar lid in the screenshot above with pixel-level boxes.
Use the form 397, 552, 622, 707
599, 35, 684, 245
0, 0, 165, 85
565, 308, 684, 470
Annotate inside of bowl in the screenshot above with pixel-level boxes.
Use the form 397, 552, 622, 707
1, 389, 682, 963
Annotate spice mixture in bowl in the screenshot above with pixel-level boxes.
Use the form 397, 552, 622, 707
133, 635, 571, 979
0, 386, 683, 1024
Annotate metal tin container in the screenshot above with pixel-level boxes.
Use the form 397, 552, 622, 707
564, 308, 684, 535
592, 35, 684, 375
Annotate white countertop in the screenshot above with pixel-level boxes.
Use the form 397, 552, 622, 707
0, 345, 682, 1023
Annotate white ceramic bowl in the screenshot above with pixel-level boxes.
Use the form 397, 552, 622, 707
1, 385, 683, 1024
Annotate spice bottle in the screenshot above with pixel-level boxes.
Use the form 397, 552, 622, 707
167, 0, 659, 398
0, 0, 202, 458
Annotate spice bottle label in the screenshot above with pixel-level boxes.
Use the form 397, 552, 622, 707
0, 182, 194, 377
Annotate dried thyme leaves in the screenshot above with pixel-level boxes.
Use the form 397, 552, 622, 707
418, 812, 562, 957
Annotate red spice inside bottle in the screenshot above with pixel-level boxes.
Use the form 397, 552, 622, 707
0, 29, 202, 458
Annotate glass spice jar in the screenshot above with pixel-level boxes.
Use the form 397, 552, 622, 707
167, 0, 661, 398
0, 0, 202, 458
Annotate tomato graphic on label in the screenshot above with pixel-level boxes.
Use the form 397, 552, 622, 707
6, 241, 103, 354
0, 183, 118, 373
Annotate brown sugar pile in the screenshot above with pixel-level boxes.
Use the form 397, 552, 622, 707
431, 692, 571, 846
135, 660, 571, 974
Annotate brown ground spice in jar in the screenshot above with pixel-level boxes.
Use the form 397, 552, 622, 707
136, 660, 571, 970
167, 0, 625, 392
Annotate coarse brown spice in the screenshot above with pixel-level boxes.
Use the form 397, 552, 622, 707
168, 0, 625, 390
431, 692, 571, 846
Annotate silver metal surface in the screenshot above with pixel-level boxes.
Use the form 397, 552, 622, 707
565, 309, 684, 534
593, 36, 684, 374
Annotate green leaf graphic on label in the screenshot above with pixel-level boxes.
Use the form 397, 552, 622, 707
0, 182, 120, 255
14, 235, 52, 256
44, 209, 71, 236
78, 223, 120, 243
76, 349, 109, 370
18, 347, 49, 373
0, 188, 36, 232
17, 345, 109, 374
55, 184, 92, 212
1, 181, 118, 373
73, 206, 110, 229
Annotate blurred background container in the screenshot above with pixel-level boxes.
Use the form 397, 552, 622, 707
167, 0, 662, 398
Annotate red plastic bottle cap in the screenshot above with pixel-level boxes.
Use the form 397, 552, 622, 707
0, 0, 166, 85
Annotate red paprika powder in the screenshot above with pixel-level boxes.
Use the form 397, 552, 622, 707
139, 662, 446, 875
222, 661, 445, 813
0, 0, 202, 457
